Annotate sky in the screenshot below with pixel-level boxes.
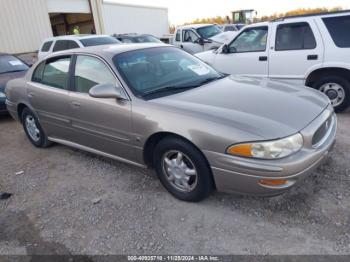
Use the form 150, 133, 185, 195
108, 0, 350, 25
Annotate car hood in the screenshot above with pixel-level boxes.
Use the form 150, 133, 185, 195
152, 76, 329, 139
209, 31, 237, 44
0, 71, 27, 92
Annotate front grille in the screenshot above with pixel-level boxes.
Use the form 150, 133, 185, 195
312, 115, 334, 147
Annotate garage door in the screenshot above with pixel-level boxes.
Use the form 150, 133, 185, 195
47, 0, 91, 13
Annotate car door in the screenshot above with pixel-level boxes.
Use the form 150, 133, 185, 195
268, 20, 324, 83
69, 54, 134, 161
27, 55, 73, 139
212, 26, 270, 77
181, 30, 204, 54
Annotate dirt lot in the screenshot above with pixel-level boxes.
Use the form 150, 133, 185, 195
0, 110, 349, 256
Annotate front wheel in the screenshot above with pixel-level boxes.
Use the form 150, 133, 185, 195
153, 137, 214, 202
313, 76, 350, 112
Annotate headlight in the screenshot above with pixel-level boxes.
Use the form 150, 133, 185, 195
227, 133, 303, 159
0, 91, 5, 98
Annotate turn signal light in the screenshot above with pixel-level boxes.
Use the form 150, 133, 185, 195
259, 179, 287, 186
227, 144, 252, 157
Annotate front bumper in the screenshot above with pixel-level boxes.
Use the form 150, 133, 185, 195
5, 99, 19, 120
205, 105, 337, 196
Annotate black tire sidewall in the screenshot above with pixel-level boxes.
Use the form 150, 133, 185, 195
153, 137, 213, 202
313, 76, 350, 113
21, 108, 48, 147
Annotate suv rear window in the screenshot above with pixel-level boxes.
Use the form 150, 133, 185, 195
323, 15, 350, 48
79, 37, 120, 47
41, 41, 53, 52
53, 40, 79, 52
276, 22, 316, 51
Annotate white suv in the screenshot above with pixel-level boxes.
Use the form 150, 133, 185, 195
196, 11, 350, 112
38, 35, 120, 60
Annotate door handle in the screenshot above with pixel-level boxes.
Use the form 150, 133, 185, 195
307, 55, 318, 60
71, 101, 81, 108
259, 56, 268, 61
27, 92, 35, 98
180, 45, 183, 49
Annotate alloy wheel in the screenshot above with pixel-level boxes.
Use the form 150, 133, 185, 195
161, 150, 198, 192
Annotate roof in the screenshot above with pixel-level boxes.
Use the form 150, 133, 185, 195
271, 9, 350, 22
46, 43, 169, 59
42, 34, 114, 42
176, 24, 214, 30
114, 33, 155, 37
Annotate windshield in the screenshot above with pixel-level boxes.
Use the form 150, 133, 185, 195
0, 55, 29, 74
235, 24, 245, 30
134, 35, 162, 43
80, 36, 120, 47
113, 47, 223, 99
196, 25, 222, 39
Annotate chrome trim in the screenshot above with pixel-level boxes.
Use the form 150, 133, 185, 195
48, 137, 146, 168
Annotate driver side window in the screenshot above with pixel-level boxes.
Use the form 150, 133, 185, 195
74, 55, 116, 93
183, 30, 199, 43
228, 27, 268, 53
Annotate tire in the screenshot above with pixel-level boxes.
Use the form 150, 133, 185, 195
153, 137, 214, 202
313, 76, 350, 113
21, 108, 51, 148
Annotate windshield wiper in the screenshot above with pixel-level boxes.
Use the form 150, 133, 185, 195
142, 75, 227, 98
143, 85, 195, 98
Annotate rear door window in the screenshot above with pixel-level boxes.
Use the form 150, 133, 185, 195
323, 15, 350, 48
275, 22, 316, 51
53, 40, 79, 52
41, 56, 71, 89
32, 61, 45, 82
41, 41, 53, 52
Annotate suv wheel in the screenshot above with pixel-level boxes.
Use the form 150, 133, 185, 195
313, 76, 350, 112
153, 137, 214, 202
21, 108, 51, 148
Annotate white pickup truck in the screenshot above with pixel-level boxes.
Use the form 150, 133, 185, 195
196, 11, 350, 112
173, 24, 238, 54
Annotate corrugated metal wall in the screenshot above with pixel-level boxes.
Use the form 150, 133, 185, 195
0, 0, 53, 54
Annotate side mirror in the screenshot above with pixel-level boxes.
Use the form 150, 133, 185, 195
198, 38, 204, 45
222, 44, 229, 54
197, 38, 212, 45
89, 83, 127, 99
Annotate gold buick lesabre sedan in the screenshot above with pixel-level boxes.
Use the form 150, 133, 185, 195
5, 44, 336, 201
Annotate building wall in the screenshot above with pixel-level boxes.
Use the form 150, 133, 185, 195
0, 0, 53, 54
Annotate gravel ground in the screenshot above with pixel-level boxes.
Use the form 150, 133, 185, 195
0, 110, 349, 256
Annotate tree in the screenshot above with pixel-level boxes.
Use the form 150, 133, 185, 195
178, 7, 343, 27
